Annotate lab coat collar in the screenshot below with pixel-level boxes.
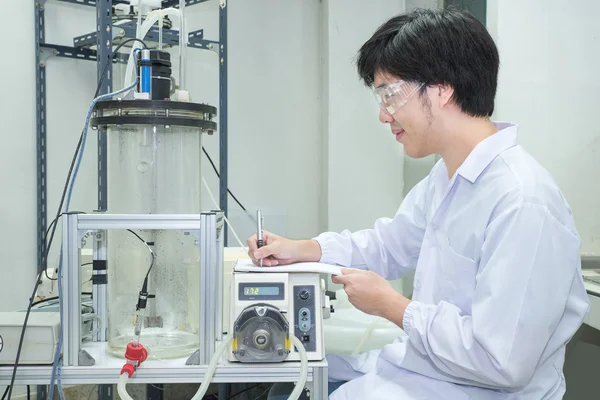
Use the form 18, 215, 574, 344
455, 122, 518, 183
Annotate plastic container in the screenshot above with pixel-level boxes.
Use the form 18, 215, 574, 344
105, 124, 202, 360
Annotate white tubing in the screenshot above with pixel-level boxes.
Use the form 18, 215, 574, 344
288, 336, 309, 400
117, 373, 135, 400
189, 335, 232, 400
123, 10, 162, 89
201, 176, 245, 248
115, 334, 307, 400
351, 316, 380, 356
158, 13, 163, 50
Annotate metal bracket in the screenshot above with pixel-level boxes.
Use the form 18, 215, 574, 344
78, 350, 96, 366
78, 230, 93, 248
163, 0, 212, 7
38, 47, 55, 66
188, 29, 220, 53
35, 0, 47, 9
185, 349, 200, 365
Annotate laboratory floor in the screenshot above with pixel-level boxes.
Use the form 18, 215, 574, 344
564, 323, 600, 399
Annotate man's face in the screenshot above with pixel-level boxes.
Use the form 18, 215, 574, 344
373, 72, 437, 158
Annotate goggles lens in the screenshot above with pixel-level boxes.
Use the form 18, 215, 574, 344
373, 81, 424, 114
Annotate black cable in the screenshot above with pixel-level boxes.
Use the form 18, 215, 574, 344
250, 384, 274, 400
202, 147, 248, 212
126, 229, 155, 280
26, 386, 30, 400
6, 38, 148, 400
226, 384, 262, 400
33, 293, 93, 307
1, 385, 9, 400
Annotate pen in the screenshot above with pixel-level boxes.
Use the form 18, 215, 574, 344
257, 210, 264, 267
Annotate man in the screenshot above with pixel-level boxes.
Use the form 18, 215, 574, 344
248, 8, 589, 400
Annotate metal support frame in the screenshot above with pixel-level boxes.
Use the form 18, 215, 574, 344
34, 3, 48, 399
97, 0, 112, 212
61, 213, 222, 365
34, 1, 227, 395
93, 230, 108, 342
219, 1, 228, 245
199, 212, 224, 364
62, 214, 83, 367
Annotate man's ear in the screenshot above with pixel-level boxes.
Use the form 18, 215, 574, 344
437, 83, 454, 109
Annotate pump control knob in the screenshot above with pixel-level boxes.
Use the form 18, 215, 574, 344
299, 290, 310, 300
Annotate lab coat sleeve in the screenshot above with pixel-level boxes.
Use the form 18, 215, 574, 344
314, 177, 428, 280
401, 202, 587, 389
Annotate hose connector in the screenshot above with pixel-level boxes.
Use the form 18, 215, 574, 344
120, 342, 148, 378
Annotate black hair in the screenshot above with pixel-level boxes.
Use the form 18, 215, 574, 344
356, 8, 499, 117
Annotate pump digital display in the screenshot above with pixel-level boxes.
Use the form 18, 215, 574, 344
239, 282, 285, 300
244, 286, 279, 296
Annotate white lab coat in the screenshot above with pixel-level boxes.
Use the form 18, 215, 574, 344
315, 123, 590, 399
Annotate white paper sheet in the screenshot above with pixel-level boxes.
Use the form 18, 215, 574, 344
234, 259, 359, 276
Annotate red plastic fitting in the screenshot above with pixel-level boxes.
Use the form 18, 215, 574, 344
120, 342, 148, 378
125, 342, 148, 364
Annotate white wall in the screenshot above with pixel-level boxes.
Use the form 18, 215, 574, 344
488, 0, 600, 254
326, 0, 406, 233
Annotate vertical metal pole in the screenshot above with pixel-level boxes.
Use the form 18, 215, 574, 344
97, 4, 114, 398
35, 1, 48, 398
200, 212, 217, 364
219, 1, 228, 245
35, 1, 47, 280
312, 366, 329, 400
62, 214, 81, 367
97, 0, 113, 211
93, 230, 108, 342
214, 211, 224, 342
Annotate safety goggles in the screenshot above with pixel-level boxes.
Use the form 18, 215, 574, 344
373, 80, 424, 115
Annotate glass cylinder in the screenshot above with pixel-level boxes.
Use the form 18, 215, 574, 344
106, 124, 202, 360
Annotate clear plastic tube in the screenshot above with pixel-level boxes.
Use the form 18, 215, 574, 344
288, 336, 309, 400
158, 13, 163, 50
351, 316, 380, 356
118, 373, 134, 400
189, 335, 232, 400
116, 334, 308, 400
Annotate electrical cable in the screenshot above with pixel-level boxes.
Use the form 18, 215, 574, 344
201, 147, 250, 214
250, 384, 274, 400
126, 229, 155, 280
202, 176, 246, 248
49, 77, 141, 400
2, 386, 9, 400
26, 386, 30, 400
7, 37, 150, 400
225, 384, 262, 400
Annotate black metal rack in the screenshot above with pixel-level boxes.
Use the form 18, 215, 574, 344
33, 0, 228, 398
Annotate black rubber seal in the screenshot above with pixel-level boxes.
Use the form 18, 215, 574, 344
93, 99, 217, 115
91, 116, 217, 130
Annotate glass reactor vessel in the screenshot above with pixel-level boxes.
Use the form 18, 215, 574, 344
91, 99, 217, 359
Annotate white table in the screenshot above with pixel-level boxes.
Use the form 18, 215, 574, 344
582, 270, 600, 331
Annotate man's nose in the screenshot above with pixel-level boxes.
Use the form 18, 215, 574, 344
379, 108, 394, 124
